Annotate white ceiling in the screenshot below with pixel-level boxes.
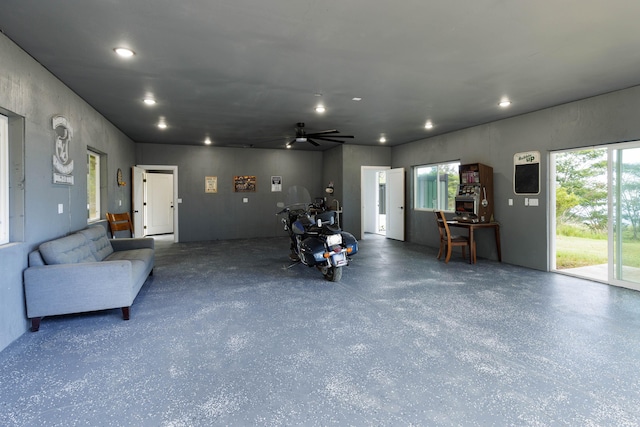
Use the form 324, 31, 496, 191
2, 1, 640, 150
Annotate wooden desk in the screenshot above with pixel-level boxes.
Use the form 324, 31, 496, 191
447, 221, 501, 264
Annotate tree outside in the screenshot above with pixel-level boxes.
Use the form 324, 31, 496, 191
555, 148, 640, 270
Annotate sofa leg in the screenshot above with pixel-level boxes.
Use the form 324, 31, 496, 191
30, 317, 41, 332
122, 307, 130, 321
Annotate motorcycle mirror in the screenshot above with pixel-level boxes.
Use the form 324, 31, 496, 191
276, 202, 285, 208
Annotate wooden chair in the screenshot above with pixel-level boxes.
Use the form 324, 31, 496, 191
435, 211, 475, 263
106, 212, 134, 238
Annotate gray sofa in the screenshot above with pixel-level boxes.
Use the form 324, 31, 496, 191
24, 225, 154, 331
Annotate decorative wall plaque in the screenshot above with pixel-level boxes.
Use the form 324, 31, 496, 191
52, 115, 74, 185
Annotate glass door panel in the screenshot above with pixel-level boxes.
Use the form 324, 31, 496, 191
611, 145, 640, 287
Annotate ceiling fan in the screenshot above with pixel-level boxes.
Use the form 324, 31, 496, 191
287, 122, 354, 147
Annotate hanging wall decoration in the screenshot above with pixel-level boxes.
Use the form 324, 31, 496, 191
52, 115, 74, 185
205, 176, 218, 193
271, 176, 282, 192
513, 151, 540, 195
234, 175, 256, 192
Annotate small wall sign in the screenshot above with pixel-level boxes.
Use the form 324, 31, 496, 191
205, 176, 218, 193
514, 151, 540, 195
271, 176, 282, 192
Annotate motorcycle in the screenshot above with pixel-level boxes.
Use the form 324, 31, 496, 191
277, 186, 358, 282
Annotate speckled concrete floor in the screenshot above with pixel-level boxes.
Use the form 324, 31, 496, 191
2, 235, 640, 426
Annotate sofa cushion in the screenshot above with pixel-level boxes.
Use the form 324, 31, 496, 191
104, 248, 154, 263
78, 225, 114, 261
39, 233, 97, 265
104, 249, 154, 283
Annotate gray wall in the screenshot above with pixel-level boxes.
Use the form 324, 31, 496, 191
0, 33, 136, 351
393, 85, 640, 270
136, 143, 323, 241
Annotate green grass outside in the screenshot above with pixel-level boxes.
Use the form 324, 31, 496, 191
556, 235, 640, 269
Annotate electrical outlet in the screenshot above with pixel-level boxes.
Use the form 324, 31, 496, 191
508, 199, 513, 206
243, 198, 248, 203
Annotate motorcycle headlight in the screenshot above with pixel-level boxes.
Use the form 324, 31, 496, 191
326, 234, 342, 246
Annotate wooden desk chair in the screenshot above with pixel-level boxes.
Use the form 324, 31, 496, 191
106, 212, 134, 238
435, 211, 475, 263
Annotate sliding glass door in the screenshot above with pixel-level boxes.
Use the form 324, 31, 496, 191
552, 141, 640, 291
610, 144, 640, 288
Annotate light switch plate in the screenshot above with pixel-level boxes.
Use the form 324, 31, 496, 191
58, 204, 63, 214
243, 198, 248, 203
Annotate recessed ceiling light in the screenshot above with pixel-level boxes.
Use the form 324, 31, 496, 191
315, 105, 326, 113
379, 136, 387, 143
157, 121, 167, 129
204, 137, 212, 145
114, 47, 135, 58
143, 98, 156, 106
352, 97, 362, 101
425, 121, 434, 129
499, 100, 512, 107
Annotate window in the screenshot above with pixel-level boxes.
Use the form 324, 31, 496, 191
414, 161, 460, 211
87, 150, 101, 222
0, 114, 8, 244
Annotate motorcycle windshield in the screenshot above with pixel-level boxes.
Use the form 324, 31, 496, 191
284, 185, 312, 210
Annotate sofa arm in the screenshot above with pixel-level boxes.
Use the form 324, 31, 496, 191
109, 237, 155, 251
24, 261, 134, 319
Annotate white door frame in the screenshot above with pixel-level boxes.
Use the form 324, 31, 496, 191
361, 166, 390, 239
135, 164, 179, 242
549, 142, 640, 291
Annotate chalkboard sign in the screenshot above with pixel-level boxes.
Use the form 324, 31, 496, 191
514, 151, 540, 195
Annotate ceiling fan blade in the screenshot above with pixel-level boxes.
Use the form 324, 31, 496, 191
307, 138, 320, 147
307, 129, 340, 136
313, 136, 348, 143
313, 134, 354, 139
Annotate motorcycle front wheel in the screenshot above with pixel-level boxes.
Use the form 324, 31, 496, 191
324, 266, 342, 282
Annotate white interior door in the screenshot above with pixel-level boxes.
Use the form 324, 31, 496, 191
386, 167, 405, 241
361, 166, 390, 238
145, 172, 174, 235
132, 166, 145, 237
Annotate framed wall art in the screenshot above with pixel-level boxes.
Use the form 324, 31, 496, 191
234, 175, 256, 192
271, 176, 282, 192
205, 176, 217, 193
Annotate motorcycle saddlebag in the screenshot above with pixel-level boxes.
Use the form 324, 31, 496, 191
300, 236, 326, 265
341, 231, 358, 256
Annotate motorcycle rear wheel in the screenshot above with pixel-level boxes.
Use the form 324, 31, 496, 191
325, 266, 342, 282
